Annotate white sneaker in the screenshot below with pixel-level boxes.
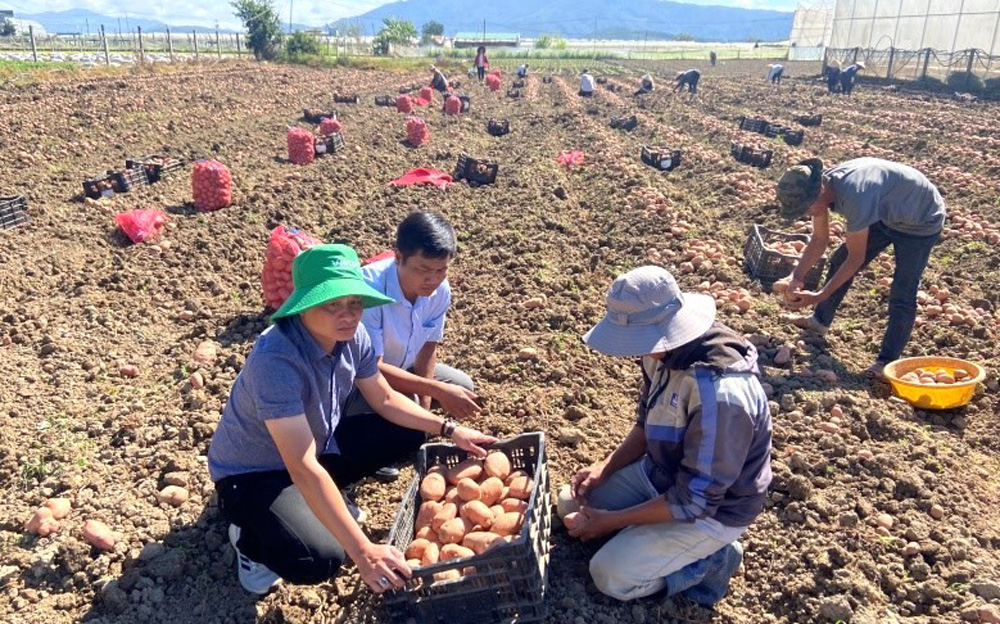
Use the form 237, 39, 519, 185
228, 524, 281, 595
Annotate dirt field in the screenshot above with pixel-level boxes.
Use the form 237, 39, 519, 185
1, 59, 999, 624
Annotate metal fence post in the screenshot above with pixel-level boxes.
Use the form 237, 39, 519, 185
965, 48, 976, 87
236, 33, 242, 56
216, 28, 222, 59
29, 25, 38, 62
921, 48, 930, 80
822, 46, 829, 75
101, 25, 110, 65
137, 26, 144, 63
167, 26, 174, 62
886, 47, 895, 79
193, 30, 199, 58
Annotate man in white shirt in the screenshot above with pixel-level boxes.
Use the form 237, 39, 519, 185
580, 69, 595, 97
343, 212, 480, 478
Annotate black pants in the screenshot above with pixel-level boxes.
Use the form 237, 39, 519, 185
216, 413, 425, 584
477, 66, 486, 81
841, 74, 855, 95
579, 90, 593, 97
827, 69, 841, 93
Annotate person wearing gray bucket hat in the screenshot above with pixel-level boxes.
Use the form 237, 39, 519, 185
775, 157, 946, 379
563, 266, 773, 607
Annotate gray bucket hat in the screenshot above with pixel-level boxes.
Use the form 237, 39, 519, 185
776, 157, 824, 222
583, 266, 716, 357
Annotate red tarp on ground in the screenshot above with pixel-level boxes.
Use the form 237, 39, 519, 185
389, 167, 453, 189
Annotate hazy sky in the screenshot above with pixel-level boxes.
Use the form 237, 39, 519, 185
3, 0, 801, 29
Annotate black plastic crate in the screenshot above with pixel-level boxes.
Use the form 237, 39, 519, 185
641, 145, 682, 171
512, 79, 526, 89
82, 167, 148, 199
454, 154, 499, 186
793, 113, 822, 127
783, 130, 804, 147
605, 83, 621, 93
384, 432, 552, 624
125, 154, 184, 183
315, 132, 345, 156
334, 93, 360, 104
743, 224, 825, 290
737, 116, 769, 134
610, 115, 638, 131
0, 195, 29, 231
303, 108, 335, 123
763, 123, 787, 138
595, 77, 607, 85
542, 77, 552, 84
443, 95, 471, 113
506, 88, 521, 99
487, 119, 510, 137
375, 95, 395, 107
399, 86, 413, 94
730, 142, 773, 169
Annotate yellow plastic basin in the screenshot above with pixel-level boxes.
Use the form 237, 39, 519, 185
884, 356, 986, 410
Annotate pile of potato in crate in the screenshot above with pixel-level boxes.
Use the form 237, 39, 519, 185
385, 432, 551, 624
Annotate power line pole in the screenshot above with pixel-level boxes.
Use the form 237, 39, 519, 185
289, 0, 293, 33
482, 18, 486, 42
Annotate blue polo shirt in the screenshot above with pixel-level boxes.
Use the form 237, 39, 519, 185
207, 316, 378, 481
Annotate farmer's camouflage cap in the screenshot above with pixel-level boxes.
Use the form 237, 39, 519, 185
776, 158, 825, 221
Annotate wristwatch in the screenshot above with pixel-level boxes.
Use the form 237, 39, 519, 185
440, 418, 458, 438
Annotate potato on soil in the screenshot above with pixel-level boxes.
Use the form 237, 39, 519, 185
82, 519, 118, 551
421, 542, 440, 565
479, 477, 504, 506
406, 538, 432, 560
447, 458, 483, 485
420, 472, 446, 502
416, 501, 442, 529
431, 502, 458, 532
484, 452, 512, 480
460, 500, 494, 528
43, 498, 72, 520
491, 511, 524, 536
457, 478, 482, 502
25, 507, 60, 536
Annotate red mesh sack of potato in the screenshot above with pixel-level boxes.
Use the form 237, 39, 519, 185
319, 116, 342, 136
419, 86, 434, 104
444, 95, 462, 116
485, 74, 502, 92
396, 94, 414, 113
261, 226, 324, 310
406, 116, 430, 147
287, 127, 316, 166
115, 209, 167, 243
192, 160, 232, 212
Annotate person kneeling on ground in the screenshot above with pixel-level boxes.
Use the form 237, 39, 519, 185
775, 157, 946, 379
566, 266, 773, 606
344, 211, 481, 481
517, 63, 529, 78
579, 68, 595, 97
675, 69, 700, 98
634, 73, 655, 97
207, 244, 495, 595
430, 65, 449, 94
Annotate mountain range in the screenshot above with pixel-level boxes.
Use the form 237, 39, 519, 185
331, 0, 794, 42
10, 9, 313, 35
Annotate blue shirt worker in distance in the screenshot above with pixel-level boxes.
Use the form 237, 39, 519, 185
564, 266, 772, 607
207, 244, 495, 596
675, 69, 700, 98
776, 157, 946, 379
343, 212, 481, 478
840, 61, 864, 95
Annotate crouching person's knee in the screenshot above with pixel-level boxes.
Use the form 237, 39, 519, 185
278, 541, 347, 585
589, 547, 663, 601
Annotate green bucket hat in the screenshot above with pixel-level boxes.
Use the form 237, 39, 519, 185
271, 244, 395, 321
776, 158, 825, 222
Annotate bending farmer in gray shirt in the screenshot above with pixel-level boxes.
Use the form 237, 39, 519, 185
775, 157, 946, 378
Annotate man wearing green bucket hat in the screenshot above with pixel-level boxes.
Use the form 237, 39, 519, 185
207, 244, 496, 596
775, 157, 946, 378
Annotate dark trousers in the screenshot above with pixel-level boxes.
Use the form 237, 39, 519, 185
841, 74, 855, 94
579, 90, 594, 97
215, 413, 425, 585
813, 221, 940, 363
477, 66, 486, 81
771, 70, 783, 84
827, 69, 841, 93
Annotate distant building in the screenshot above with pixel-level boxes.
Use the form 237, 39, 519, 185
9, 19, 47, 36
452, 32, 520, 48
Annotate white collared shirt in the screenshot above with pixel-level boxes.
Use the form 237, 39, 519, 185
361, 257, 450, 370
580, 74, 595, 92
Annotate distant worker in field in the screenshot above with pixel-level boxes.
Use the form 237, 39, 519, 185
776, 157, 947, 380
473, 46, 489, 82
634, 73, 655, 97
840, 61, 864, 95
825, 62, 842, 94
517, 63, 529, 78
580, 68, 595, 97
767, 63, 784, 85
675, 69, 700, 98
565, 266, 773, 607
710, 50, 717, 66
429, 65, 449, 94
